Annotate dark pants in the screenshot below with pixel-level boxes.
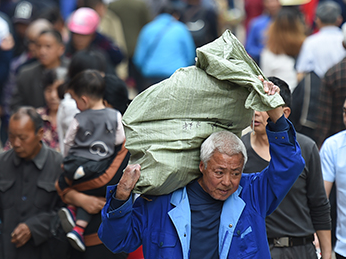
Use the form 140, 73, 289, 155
71, 244, 128, 259
269, 243, 317, 259
76, 207, 92, 223
336, 253, 346, 259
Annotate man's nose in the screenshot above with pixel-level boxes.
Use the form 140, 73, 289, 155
222, 174, 232, 186
12, 137, 21, 147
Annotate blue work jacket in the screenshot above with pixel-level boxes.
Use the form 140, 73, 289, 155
99, 123, 305, 258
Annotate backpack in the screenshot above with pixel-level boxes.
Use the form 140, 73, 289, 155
181, 5, 210, 48
289, 71, 321, 143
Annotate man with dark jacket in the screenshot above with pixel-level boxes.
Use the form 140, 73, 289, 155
0, 107, 63, 259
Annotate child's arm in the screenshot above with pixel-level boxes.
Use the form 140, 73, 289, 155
115, 111, 125, 146
63, 118, 79, 157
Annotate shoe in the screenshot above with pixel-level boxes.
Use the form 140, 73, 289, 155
58, 207, 76, 233
67, 229, 86, 252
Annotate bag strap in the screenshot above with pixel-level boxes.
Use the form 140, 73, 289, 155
141, 19, 173, 69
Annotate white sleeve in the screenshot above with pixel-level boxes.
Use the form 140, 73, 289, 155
115, 111, 125, 146
63, 118, 79, 157
320, 139, 336, 183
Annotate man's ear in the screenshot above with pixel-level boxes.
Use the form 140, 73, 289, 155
36, 127, 44, 140
283, 106, 291, 119
199, 161, 205, 173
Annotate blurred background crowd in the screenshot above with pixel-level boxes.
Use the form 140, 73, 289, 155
1, 0, 346, 152
0, 0, 345, 151
1, 0, 346, 258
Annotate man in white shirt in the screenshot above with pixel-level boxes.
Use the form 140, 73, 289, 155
296, 1, 346, 81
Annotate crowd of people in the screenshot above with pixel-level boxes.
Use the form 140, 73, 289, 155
1, 0, 346, 259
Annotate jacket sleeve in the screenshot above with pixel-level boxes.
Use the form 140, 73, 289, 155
305, 142, 331, 230
24, 196, 62, 246
98, 185, 144, 253
244, 118, 305, 218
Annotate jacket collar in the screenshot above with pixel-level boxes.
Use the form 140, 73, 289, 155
13, 142, 48, 170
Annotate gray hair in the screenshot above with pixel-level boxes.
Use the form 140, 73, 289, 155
11, 107, 43, 134
316, 1, 341, 24
200, 131, 248, 169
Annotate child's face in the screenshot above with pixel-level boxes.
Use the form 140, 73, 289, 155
69, 90, 88, 111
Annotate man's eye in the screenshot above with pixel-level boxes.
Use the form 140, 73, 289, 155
215, 171, 223, 175
231, 172, 241, 178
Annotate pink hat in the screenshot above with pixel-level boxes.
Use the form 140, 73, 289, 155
68, 7, 100, 35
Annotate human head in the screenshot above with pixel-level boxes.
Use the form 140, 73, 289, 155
159, 4, 181, 19
266, 7, 306, 57
38, 7, 65, 33
263, 0, 281, 17
67, 69, 105, 111
198, 131, 247, 200
24, 18, 53, 57
12, 1, 37, 39
36, 29, 64, 69
42, 68, 67, 112
83, 0, 106, 17
8, 107, 44, 160
68, 7, 100, 51
103, 74, 130, 115
342, 22, 346, 49
200, 131, 248, 168
315, 1, 342, 27
68, 49, 107, 79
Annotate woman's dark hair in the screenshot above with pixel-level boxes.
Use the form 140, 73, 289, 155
68, 69, 105, 99
42, 69, 57, 90
267, 76, 291, 108
68, 49, 107, 79
104, 74, 130, 115
266, 7, 306, 57
42, 68, 67, 99
38, 7, 64, 26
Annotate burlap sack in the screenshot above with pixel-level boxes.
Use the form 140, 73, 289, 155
123, 30, 284, 195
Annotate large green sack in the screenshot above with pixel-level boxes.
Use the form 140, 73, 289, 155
123, 30, 284, 195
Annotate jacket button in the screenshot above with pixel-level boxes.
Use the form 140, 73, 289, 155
160, 242, 163, 247
237, 230, 240, 235
110, 190, 113, 193
282, 136, 285, 139
229, 224, 233, 228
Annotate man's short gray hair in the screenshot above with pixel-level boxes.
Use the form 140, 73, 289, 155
316, 1, 341, 25
200, 131, 248, 169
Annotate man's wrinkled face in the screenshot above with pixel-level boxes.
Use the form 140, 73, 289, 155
8, 115, 43, 160
198, 151, 244, 201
